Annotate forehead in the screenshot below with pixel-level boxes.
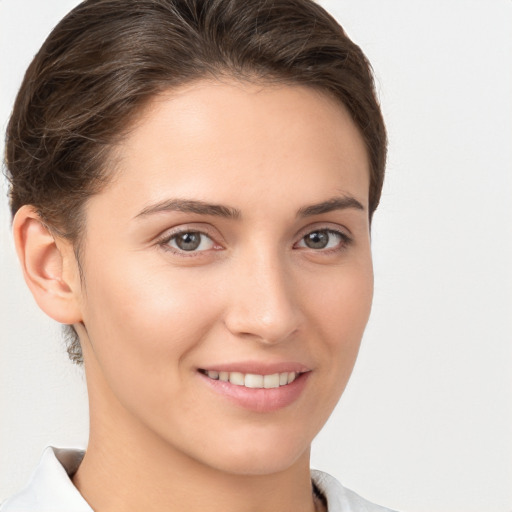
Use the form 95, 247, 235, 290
89, 80, 370, 221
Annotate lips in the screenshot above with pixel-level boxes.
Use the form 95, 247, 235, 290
197, 363, 311, 412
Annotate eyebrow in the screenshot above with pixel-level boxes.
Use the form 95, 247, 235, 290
297, 196, 365, 217
135, 195, 364, 220
135, 198, 241, 219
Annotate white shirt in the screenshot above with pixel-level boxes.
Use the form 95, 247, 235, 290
1, 447, 397, 512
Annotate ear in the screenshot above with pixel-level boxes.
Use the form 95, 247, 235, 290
13, 205, 83, 325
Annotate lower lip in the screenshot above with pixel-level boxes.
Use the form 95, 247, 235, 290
198, 371, 310, 413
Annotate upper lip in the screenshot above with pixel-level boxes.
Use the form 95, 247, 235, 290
198, 361, 312, 375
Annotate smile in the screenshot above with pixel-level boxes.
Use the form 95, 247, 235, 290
197, 365, 311, 412
200, 370, 299, 389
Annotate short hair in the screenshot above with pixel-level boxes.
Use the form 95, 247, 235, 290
5, 0, 387, 364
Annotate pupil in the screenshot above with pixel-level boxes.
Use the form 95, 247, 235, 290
305, 231, 328, 249
176, 232, 201, 251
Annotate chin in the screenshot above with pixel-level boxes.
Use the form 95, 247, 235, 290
212, 451, 309, 476
195, 429, 313, 476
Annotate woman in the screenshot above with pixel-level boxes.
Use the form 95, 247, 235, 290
1, 0, 392, 510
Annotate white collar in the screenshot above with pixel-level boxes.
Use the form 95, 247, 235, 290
311, 469, 396, 512
1, 447, 394, 512
1, 447, 92, 512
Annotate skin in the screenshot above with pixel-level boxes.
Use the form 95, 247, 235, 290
14, 80, 373, 512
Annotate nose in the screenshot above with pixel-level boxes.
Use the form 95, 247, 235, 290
223, 251, 301, 345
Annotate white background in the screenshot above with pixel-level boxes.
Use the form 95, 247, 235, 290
1, 1, 511, 511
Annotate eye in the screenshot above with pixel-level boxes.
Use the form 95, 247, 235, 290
296, 229, 349, 251
165, 231, 215, 252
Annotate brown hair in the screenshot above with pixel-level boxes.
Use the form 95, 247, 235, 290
5, 0, 387, 364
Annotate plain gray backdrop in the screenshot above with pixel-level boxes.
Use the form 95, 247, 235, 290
1, 1, 511, 511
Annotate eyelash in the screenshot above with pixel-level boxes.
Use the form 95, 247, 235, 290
156, 227, 352, 257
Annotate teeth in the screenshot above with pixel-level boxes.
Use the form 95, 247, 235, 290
244, 374, 263, 388
205, 370, 299, 388
263, 373, 280, 389
229, 372, 245, 386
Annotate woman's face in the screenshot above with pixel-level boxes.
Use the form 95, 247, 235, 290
74, 80, 373, 475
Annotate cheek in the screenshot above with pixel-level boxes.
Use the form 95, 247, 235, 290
306, 258, 373, 371
79, 255, 222, 384
310, 258, 373, 327
78, 257, 228, 437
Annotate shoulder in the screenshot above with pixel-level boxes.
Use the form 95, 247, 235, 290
311, 469, 399, 512
0, 447, 91, 512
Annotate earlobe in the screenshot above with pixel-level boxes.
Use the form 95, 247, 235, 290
13, 205, 83, 325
